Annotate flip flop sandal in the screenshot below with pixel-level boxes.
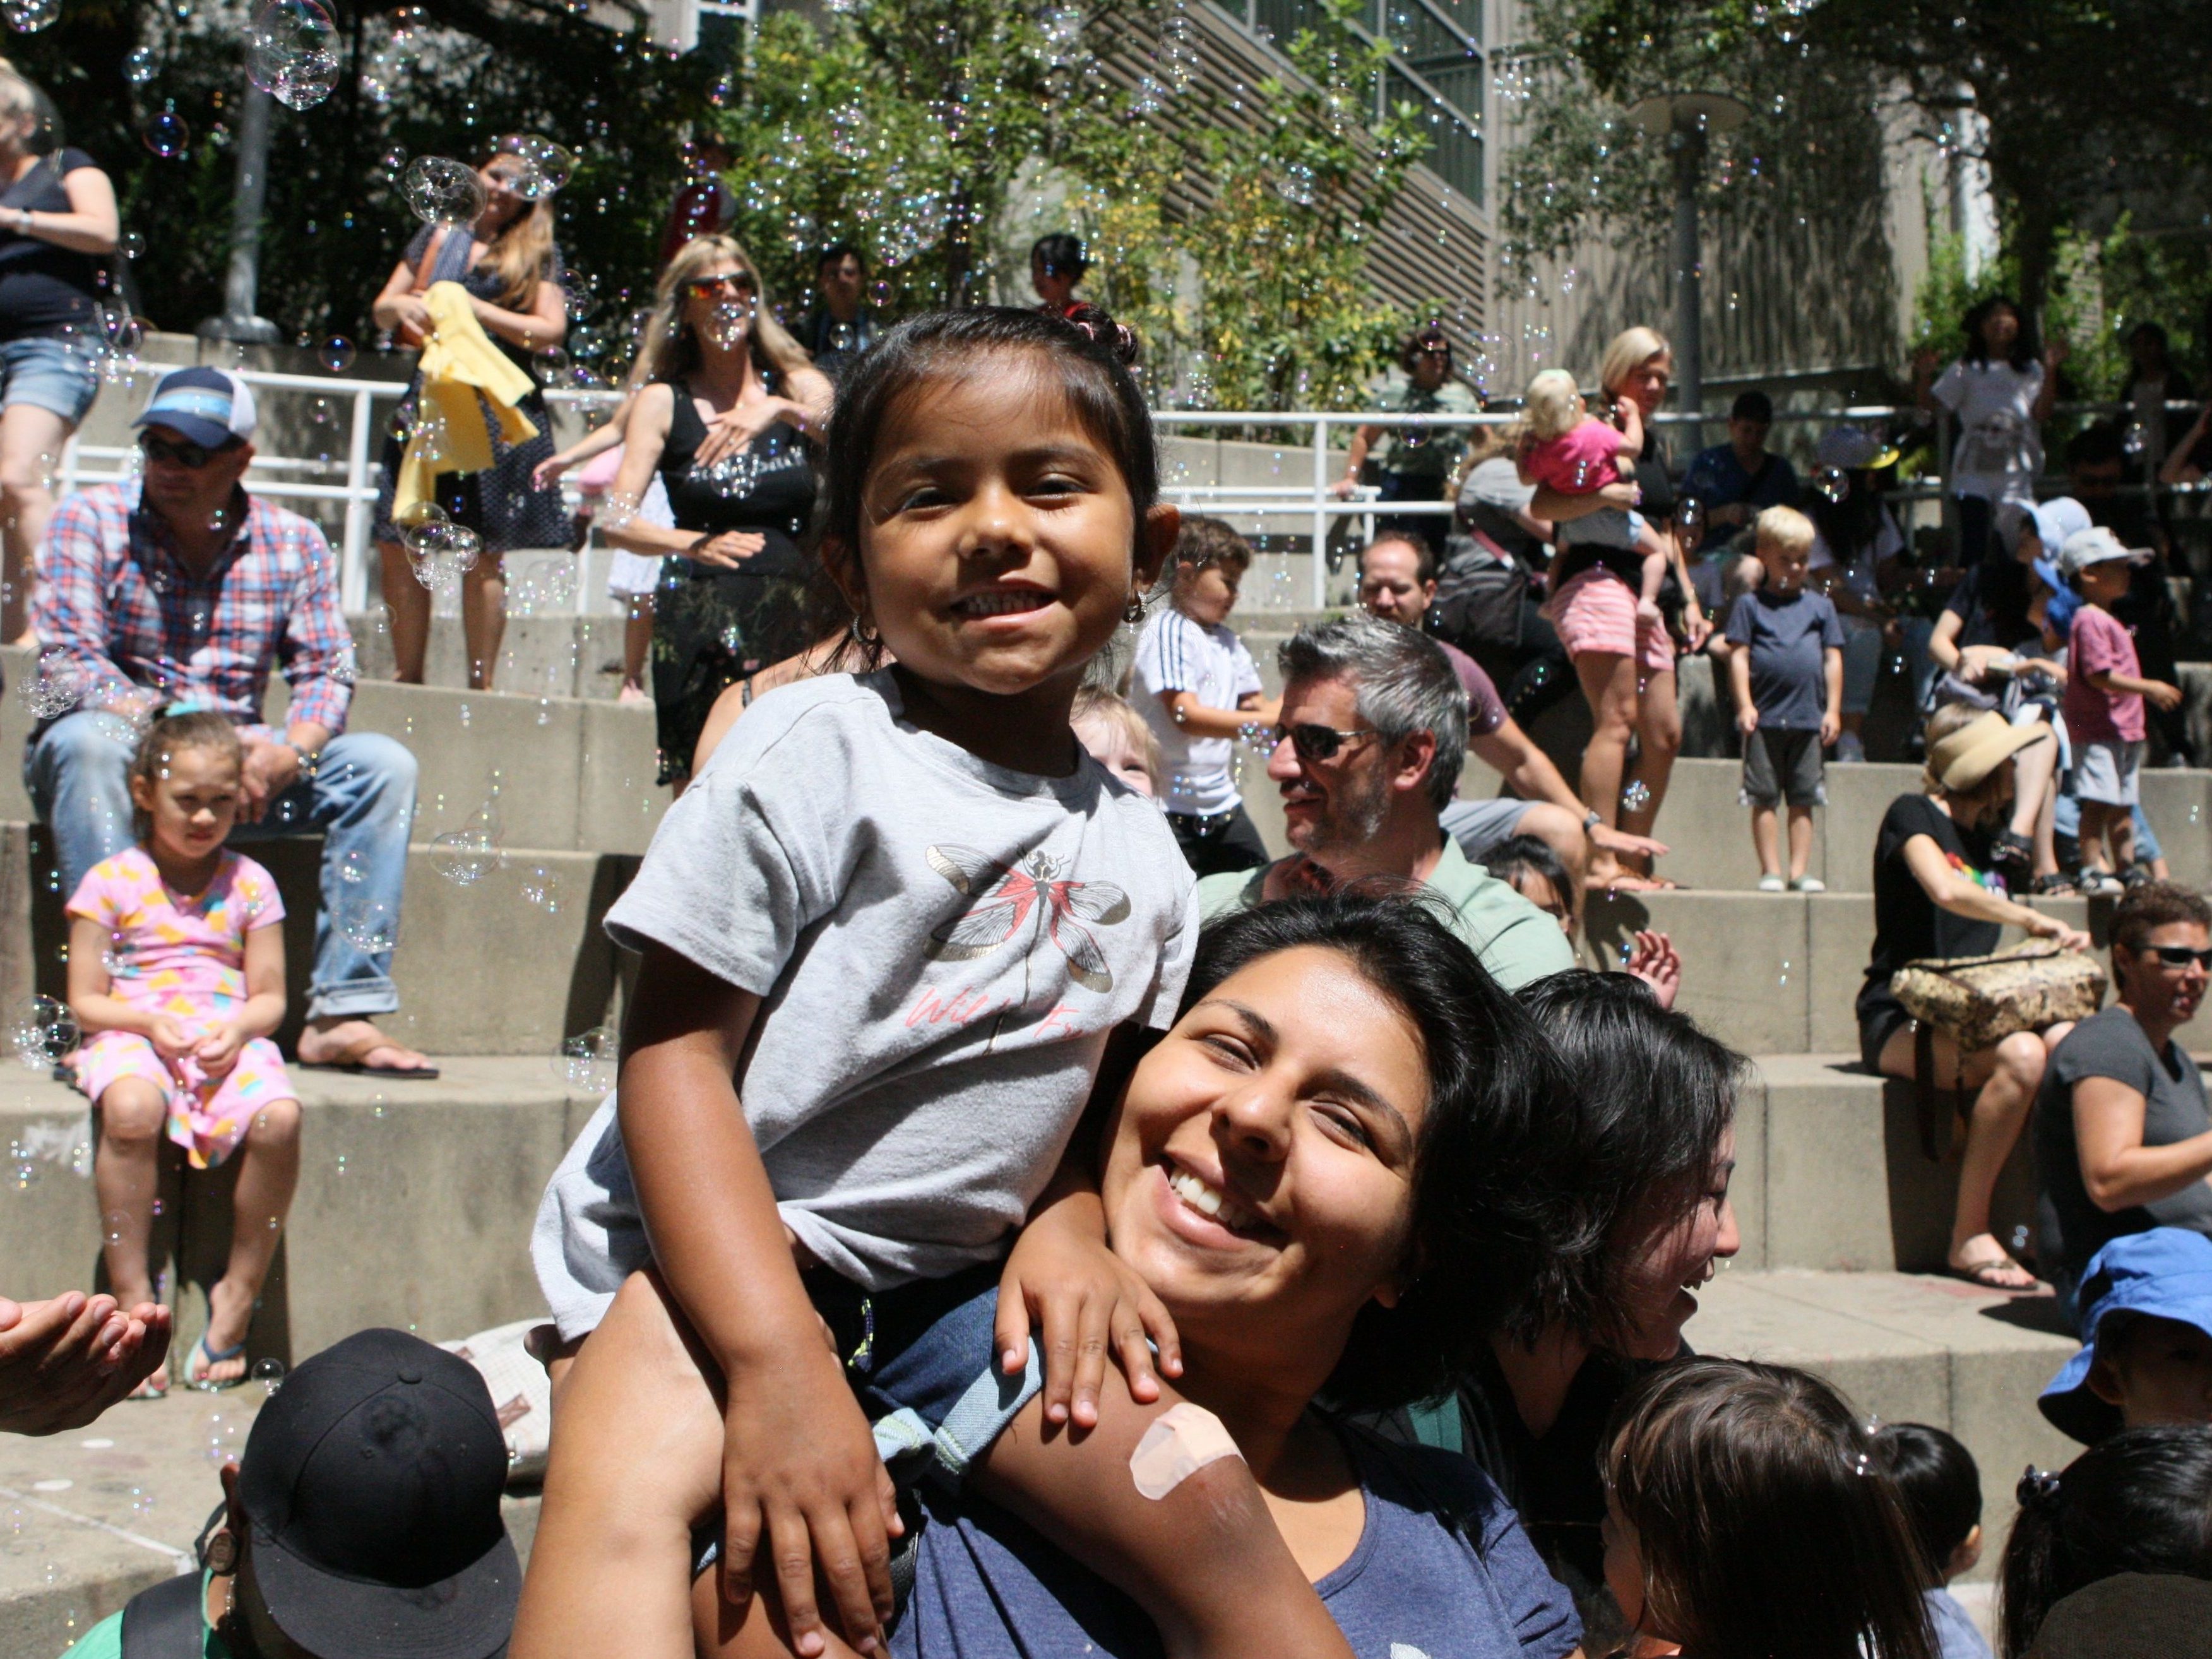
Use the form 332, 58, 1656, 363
126, 1359, 170, 1401
188, 1333, 249, 1391
297, 1057, 441, 1079
1947, 1257, 2038, 1292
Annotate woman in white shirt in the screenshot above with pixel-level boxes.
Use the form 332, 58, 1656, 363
1913, 295, 2064, 569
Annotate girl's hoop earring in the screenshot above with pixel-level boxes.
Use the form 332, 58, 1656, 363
850, 613, 880, 647
1122, 593, 1145, 624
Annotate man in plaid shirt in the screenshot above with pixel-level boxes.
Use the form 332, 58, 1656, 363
25, 367, 434, 1077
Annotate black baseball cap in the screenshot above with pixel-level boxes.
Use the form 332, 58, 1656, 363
237, 1328, 519, 1659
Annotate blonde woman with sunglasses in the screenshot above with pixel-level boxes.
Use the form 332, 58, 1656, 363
600, 235, 832, 790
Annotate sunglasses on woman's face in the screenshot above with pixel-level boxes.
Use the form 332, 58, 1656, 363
1272, 722, 1380, 762
684, 271, 758, 299
139, 431, 222, 469
2148, 944, 2212, 969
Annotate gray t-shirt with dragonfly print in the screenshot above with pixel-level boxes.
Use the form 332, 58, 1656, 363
533, 670, 1199, 1336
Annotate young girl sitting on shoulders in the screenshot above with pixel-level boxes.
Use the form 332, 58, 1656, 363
65, 708, 300, 1394
1521, 367, 1670, 629
518, 305, 1359, 1659
1602, 1356, 1937, 1659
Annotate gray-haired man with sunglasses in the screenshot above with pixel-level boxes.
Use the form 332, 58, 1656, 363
2035, 880, 2212, 1309
1194, 613, 1576, 991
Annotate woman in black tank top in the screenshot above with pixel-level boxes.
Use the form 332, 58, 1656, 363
598, 235, 834, 787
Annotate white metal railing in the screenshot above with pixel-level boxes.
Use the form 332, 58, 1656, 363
66, 367, 2212, 618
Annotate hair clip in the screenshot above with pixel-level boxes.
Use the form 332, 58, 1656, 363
160, 697, 214, 718
2016, 1466, 2062, 1507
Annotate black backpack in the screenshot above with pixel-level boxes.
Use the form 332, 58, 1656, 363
1430, 531, 1526, 653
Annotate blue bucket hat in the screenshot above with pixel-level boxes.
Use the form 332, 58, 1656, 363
2040, 1227, 2212, 1443
2032, 556, 2082, 634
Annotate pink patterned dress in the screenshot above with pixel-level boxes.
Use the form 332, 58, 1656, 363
68, 846, 295, 1168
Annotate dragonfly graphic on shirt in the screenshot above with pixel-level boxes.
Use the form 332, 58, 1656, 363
924, 846, 1131, 1047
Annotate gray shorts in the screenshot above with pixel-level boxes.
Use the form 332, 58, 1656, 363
2072, 739, 2143, 807
1740, 727, 1825, 809
1440, 795, 1537, 864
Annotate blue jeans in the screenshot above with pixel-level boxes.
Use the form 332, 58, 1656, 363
24, 713, 419, 1020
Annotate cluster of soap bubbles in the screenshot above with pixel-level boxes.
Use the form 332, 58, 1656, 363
11, 995, 80, 1070
1620, 780, 1652, 812
246, 0, 339, 110
401, 156, 486, 227
430, 825, 500, 886
396, 504, 482, 593
1, 0, 58, 33
20, 653, 83, 720
491, 133, 576, 201
506, 558, 578, 618
691, 447, 762, 499
554, 1025, 618, 1090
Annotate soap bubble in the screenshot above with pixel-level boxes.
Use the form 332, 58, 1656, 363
246, 0, 338, 109
553, 1025, 618, 1090
379, 145, 408, 179
317, 335, 354, 373
141, 109, 189, 159
401, 156, 485, 226
2120, 421, 2146, 459
201, 1410, 244, 1460
251, 1357, 286, 1394
429, 827, 499, 885
1, 0, 59, 33
595, 490, 640, 535
492, 132, 574, 199
404, 520, 481, 592
1812, 466, 1850, 504
1672, 496, 1704, 537
337, 850, 366, 884
1620, 780, 1651, 812
518, 864, 562, 913
338, 900, 398, 954
11, 996, 80, 1069
124, 45, 157, 83
20, 653, 83, 718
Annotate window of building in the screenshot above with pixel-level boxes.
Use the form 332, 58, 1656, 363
1211, 0, 1483, 203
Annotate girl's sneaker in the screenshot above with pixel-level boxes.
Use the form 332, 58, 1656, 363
1790, 876, 1827, 893
2078, 869, 2126, 898
1833, 732, 1866, 763
1757, 874, 1787, 893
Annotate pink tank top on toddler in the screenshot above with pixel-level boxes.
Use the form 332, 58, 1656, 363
1523, 417, 1625, 497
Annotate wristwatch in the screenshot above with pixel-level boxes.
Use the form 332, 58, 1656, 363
13, 210, 30, 235
1583, 809, 1603, 831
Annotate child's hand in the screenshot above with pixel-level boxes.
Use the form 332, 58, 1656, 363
1624, 930, 1681, 1011
1820, 711, 1841, 746
2147, 679, 2184, 712
1737, 706, 1761, 736
146, 1015, 196, 1061
1635, 597, 1663, 626
719, 1321, 902, 1655
195, 1021, 247, 1079
997, 1204, 1181, 1431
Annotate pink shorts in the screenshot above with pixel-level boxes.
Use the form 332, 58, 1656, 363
74, 1031, 295, 1170
1546, 568, 1676, 675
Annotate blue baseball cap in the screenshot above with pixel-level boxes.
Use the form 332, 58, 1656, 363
134, 366, 257, 451
2000, 495, 2093, 559
2040, 1227, 2212, 1443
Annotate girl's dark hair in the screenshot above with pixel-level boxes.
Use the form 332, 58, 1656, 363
1605, 1358, 1937, 1659
1179, 895, 1574, 1410
1030, 231, 1088, 280
1873, 1422, 1982, 1585
128, 708, 242, 841
812, 305, 1155, 662
1511, 971, 1742, 1347
1999, 1425, 2212, 1657
1961, 294, 2038, 371
1482, 833, 1575, 932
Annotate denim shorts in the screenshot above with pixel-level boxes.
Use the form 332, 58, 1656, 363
691, 1261, 1042, 1575
0, 333, 98, 424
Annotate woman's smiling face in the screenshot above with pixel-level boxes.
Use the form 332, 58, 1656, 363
1100, 946, 1430, 1364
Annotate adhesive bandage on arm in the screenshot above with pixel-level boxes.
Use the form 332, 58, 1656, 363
1128, 1402, 1244, 1499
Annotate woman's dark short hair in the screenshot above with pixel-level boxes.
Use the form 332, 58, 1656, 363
1399, 322, 1452, 374
1511, 971, 1743, 1347
812, 305, 1154, 650
1180, 895, 1575, 1410
1999, 1425, 2212, 1656
1605, 1359, 1937, 1659
1961, 294, 2038, 371
1030, 232, 1088, 280
1874, 1422, 1982, 1585
816, 241, 865, 275
2110, 880, 2212, 956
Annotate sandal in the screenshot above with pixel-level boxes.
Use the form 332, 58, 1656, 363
1946, 1254, 2039, 1292
126, 1358, 170, 1401
2030, 873, 2078, 897
187, 1332, 249, 1391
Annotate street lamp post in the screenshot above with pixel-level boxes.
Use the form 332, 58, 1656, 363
1626, 92, 1748, 453
198, 78, 280, 346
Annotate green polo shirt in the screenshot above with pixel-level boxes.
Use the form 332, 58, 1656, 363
1194, 836, 1577, 991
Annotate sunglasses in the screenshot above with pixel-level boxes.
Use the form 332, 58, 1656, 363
139, 431, 225, 469
684, 271, 758, 299
2147, 944, 2212, 969
1273, 722, 1380, 762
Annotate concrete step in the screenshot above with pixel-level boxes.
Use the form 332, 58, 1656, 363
0, 1387, 542, 1659
1684, 1268, 2082, 1584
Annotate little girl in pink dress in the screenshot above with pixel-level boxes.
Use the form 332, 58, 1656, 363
66, 708, 301, 1393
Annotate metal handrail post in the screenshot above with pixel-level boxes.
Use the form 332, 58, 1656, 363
1310, 414, 1329, 608
341, 385, 376, 612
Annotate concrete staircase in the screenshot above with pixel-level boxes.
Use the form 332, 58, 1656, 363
3, 636, 2206, 1649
